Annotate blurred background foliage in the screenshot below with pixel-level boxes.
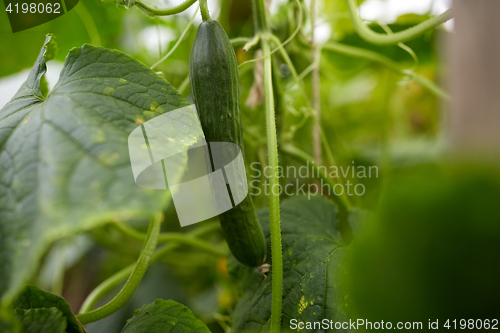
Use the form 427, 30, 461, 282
0, 0, 450, 331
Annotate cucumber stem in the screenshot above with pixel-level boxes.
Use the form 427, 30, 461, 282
112, 221, 227, 257
252, 0, 283, 331
199, 0, 211, 21
76, 214, 162, 324
78, 222, 221, 315
263, 39, 284, 333
134, 0, 197, 16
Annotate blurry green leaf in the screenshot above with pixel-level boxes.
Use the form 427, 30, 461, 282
121, 299, 211, 333
0, 307, 22, 333
14, 286, 82, 333
15, 308, 66, 333
0, 35, 189, 304
231, 195, 349, 332
344, 163, 500, 324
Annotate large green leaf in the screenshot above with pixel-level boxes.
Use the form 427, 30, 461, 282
15, 308, 66, 333
14, 286, 82, 333
231, 195, 349, 333
121, 299, 211, 333
0, 35, 191, 303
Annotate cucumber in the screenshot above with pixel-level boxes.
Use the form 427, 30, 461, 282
189, 20, 267, 267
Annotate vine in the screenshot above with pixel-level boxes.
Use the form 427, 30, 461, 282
199, 0, 211, 21
0, 0, 457, 331
78, 222, 221, 314
76, 214, 162, 324
112, 221, 227, 257
321, 41, 450, 100
150, 6, 199, 70
80, 0, 449, 330
238, 0, 303, 68
343, 0, 453, 45
252, 0, 283, 331
133, 0, 196, 17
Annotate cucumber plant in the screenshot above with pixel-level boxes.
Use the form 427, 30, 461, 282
0, 0, 457, 332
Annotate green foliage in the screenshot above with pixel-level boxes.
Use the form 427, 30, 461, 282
231, 196, 349, 332
15, 308, 67, 333
14, 286, 82, 333
344, 164, 500, 323
0, 35, 189, 304
121, 299, 211, 333
0, 285, 86, 333
0, 0, 458, 332
0, 0, 124, 78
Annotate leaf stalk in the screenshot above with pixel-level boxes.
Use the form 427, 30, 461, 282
76, 214, 162, 324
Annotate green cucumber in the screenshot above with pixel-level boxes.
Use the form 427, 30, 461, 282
189, 19, 267, 267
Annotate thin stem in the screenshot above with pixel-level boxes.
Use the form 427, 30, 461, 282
112, 221, 227, 257
156, 18, 163, 57
78, 267, 130, 315
252, 0, 282, 330
252, 0, 269, 32
254, 32, 283, 333
74, 2, 102, 46
267, 34, 308, 104
199, 0, 211, 21
322, 41, 450, 100
316, 118, 342, 178
78, 222, 221, 314
239, 0, 303, 68
243, 34, 260, 52
134, 0, 197, 17
296, 54, 320, 82
230, 37, 252, 47
151, 6, 199, 70
76, 214, 162, 324
311, 0, 321, 165
266, 34, 343, 179
344, 0, 452, 45
177, 75, 190, 96
262, 36, 283, 333
377, 22, 419, 72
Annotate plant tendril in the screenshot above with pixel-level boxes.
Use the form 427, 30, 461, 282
344, 0, 452, 45
123, 0, 197, 16
78, 222, 221, 314
150, 5, 199, 69
239, 0, 303, 68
